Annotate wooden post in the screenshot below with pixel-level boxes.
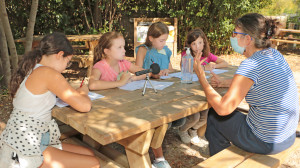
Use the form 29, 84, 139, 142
118, 129, 155, 168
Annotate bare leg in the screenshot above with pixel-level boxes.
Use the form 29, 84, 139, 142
152, 146, 163, 158
40, 143, 100, 168
61, 143, 95, 156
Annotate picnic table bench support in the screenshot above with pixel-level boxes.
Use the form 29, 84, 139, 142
118, 129, 155, 168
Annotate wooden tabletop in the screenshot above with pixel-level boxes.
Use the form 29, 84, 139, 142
15, 34, 102, 43
52, 66, 237, 145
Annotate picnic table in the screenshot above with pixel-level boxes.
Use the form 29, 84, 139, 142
52, 66, 237, 168
15, 34, 102, 76
271, 28, 300, 49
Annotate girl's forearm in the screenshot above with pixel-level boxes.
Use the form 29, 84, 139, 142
89, 80, 124, 90
215, 61, 229, 69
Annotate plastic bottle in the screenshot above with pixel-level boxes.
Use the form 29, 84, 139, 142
181, 48, 193, 83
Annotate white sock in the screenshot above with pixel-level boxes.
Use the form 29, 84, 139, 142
155, 157, 165, 163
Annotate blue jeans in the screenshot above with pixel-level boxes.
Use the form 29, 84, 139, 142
205, 108, 296, 156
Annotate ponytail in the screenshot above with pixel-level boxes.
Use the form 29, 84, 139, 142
235, 13, 278, 49
10, 49, 42, 98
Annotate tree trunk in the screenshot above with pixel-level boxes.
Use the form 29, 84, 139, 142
0, 18, 11, 88
0, 0, 18, 70
24, 0, 39, 53
80, 0, 91, 32
93, 0, 100, 29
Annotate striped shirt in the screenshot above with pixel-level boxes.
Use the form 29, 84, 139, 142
236, 47, 299, 143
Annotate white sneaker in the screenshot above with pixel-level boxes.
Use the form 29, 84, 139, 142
178, 130, 191, 144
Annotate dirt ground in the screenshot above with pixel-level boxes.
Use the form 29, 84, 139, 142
0, 45, 300, 167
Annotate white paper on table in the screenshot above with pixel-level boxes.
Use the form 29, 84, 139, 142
119, 80, 174, 91
55, 92, 105, 108
205, 69, 228, 74
160, 72, 209, 81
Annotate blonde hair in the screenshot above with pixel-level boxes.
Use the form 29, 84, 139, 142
93, 31, 123, 64
145, 22, 169, 47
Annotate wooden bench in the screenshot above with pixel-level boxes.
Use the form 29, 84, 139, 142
270, 39, 300, 49
57, 121, 126, 168
193, 125, 300, 168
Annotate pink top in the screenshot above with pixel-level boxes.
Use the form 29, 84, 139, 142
181, 51, 218, 65
93, 59, 131, 81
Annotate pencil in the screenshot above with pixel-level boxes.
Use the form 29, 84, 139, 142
204, 60, 209, 65
80, 77, 85, 87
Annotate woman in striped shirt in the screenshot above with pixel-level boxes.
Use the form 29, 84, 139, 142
194, 13, 299, 156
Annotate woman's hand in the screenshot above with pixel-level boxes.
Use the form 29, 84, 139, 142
159, 69, 169, 76
210, 71, 231, 88
193, 51, 208, 79
210, 72, 222, 87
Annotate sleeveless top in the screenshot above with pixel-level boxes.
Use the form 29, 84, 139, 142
0, 64, 62, 167
13, 64, 56, 122
135, 44, 172, 70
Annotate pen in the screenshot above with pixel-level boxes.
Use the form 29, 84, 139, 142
80, 77, 85, 87
204, 60, 209, 65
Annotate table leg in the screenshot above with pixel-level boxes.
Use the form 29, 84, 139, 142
150, 123, 168, 149
118, 129, 155, 168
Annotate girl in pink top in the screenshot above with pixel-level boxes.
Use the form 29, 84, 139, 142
89, 32, 146, 90
178, 29, 228, 150
181, 29, 228, 71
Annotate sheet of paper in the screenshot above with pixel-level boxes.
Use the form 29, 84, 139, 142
55, 92, 105, 108
119, 80, 174, 91
160, 72, 209, 81
205, 69, 228, 74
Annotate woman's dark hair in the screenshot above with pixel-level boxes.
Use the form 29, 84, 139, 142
10, 32, 73, 98
235, 13, 278, 48
145, 22, 169, 47
93, 31, 123, 64
186, 28, 210, 57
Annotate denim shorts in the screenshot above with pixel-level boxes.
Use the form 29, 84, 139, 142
40, 132, 50, 152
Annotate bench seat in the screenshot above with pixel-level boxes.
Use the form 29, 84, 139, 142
193, 125, 300, 168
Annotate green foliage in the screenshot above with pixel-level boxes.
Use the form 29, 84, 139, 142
259, 0, 298, 16
6, 0, 271, 55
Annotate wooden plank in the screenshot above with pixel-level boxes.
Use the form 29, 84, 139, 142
193, 146, 254, 168
125, 149, 152, 168
150, 123, 169, 149
270, 39, 300, 44
83, 135, 102, 150
85, 95, 208, 145
59, 124, 79, 140
236, 138, 300, 168
118, 129, 155, 155
119, 129, 154, 168
99, 146, 130, 168
63, 137, 124, 168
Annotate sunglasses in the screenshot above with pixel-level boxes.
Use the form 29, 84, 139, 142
232, 31, 248, 37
